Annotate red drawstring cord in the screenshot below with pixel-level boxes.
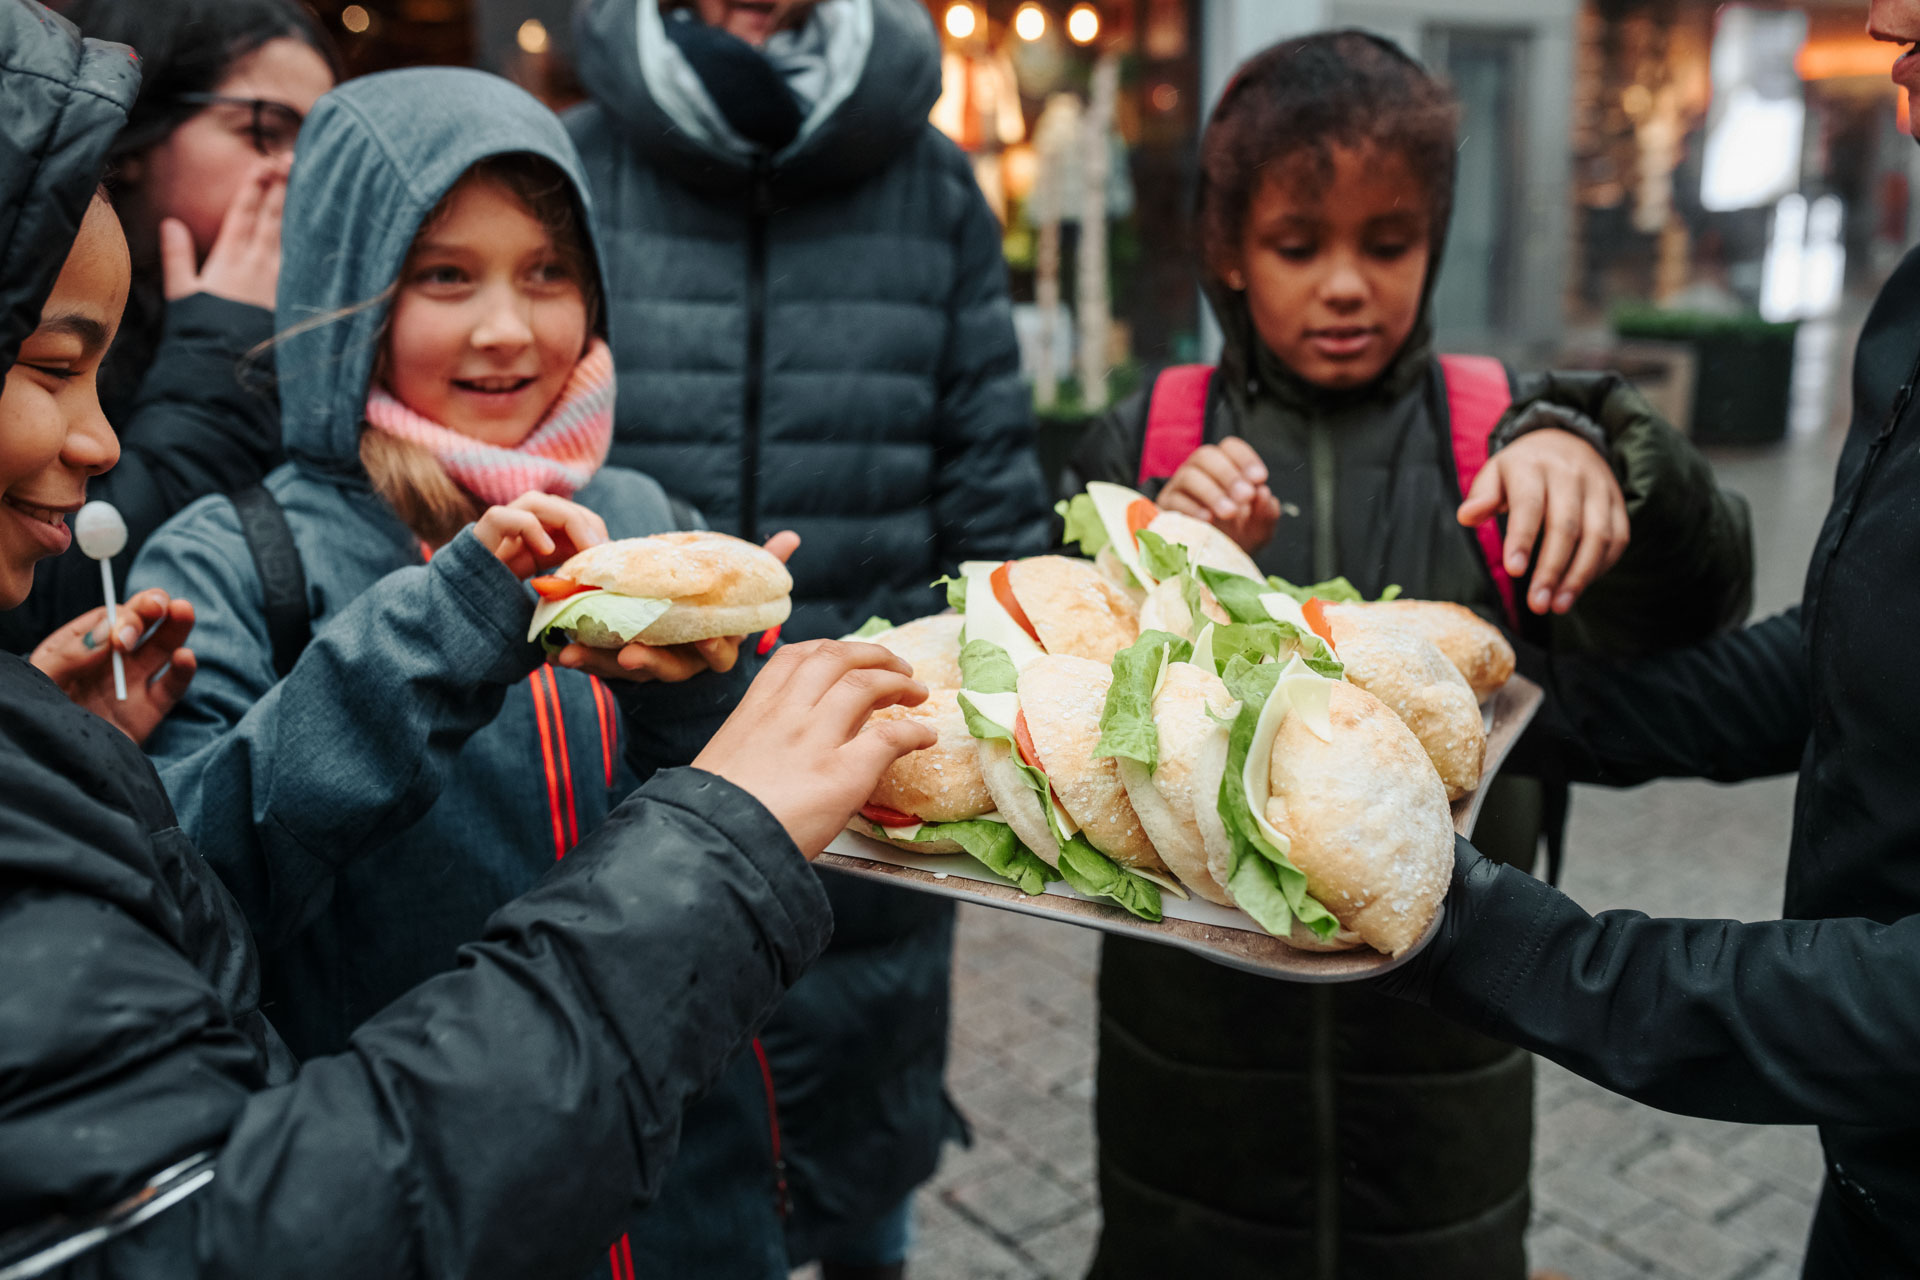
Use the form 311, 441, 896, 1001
590, 676, 617, 788
541, 667, 581, 849
756, 624, 781, 657
606, 1232, 635, 1280
527, 673, 567, 861
752, 1037, 791, 1218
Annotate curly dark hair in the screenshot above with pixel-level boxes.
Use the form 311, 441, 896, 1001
1197, 30, 1460, 277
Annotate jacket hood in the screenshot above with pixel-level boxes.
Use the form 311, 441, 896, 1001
573, 0, 940, 198
1203, 147, 1456, 410
0, 1, 138, 374
276, 67, 608, 475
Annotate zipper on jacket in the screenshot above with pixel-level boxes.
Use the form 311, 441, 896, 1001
752, 1037, 792, 1218
1309, 419, 1338, 581
740, 158, 772, 545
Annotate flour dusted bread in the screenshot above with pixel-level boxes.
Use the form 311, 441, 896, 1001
1008, 555, 1140, 664
1143, 510, 1263, 580
862, 688, 995, 852
544, 530, 791, 646
1325, 610, 1486, 800
1115, 662, 1237, 904
869, 613, 965, 689
1019, 655, 1172, 880
1138, 574, 1227, 639
1259, 681, 1452, 956
1325, 599, 1514, 702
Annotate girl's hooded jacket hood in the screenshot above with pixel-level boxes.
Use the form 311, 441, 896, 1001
276, 67, 609, 477
0, 1, 137, 374
571, 0, 939, 199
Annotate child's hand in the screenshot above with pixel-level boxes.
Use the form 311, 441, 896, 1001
475, 494, 608, 578
1158, 437, 1284, 553
552, 531, 800, 684
160, 158, 289, 311
30, 589, 198, 745
693, 640, 935, 859
1457, 430, 1629, 615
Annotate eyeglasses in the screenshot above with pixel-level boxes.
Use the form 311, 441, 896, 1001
176, 93, 306, 157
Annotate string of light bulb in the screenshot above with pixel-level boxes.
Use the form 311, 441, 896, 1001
941, 3, 1101, 45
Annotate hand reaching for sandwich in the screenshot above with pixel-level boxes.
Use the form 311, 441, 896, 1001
553, 530, 801, 684
693, 639, 935, 859
1158, 437, 1284, 554
475, 493, 611, 578
1456, 429, 1629, 615
31, 589, 198, 745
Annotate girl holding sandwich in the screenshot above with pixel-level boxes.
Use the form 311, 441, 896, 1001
1062, 32, 1754, 1280
128, 68, 804, 1278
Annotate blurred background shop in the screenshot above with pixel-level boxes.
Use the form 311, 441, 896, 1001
264, 0, 1919, 446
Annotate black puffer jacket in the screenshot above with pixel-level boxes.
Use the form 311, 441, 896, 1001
1390, 239, 1920, 1276
0, 11, 832, 1275
566, 1, 1050, 1259
1064, 251, 1753, 1278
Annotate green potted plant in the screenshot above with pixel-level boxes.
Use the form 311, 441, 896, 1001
1611, 304, 1799, 445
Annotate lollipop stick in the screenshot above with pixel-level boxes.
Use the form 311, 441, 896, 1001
100, 558, 127, 702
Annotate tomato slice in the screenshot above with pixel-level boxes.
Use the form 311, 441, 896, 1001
991, 562, 1042, 645
1014, 710, 1044, 773
1302, 597, 1337, 648
861, 803, 921, 828
1125, 497, 1159, 541
756, 624, 782, 656
531, 576, 598, 602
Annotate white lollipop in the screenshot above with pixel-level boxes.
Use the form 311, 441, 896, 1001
74, 501, 129, 701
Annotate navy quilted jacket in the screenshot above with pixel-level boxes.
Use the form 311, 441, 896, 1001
565, 0, 1049, 643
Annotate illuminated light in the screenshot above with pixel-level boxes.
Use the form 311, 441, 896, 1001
516, 17, 549, 54
1796, 37, 1899, 81
1151, 82, 1179, 112
1621, 83, 1651, 118
1014, 3, 1046, 41
944, 3, 977, 39
340, 4, 370, 33
1067, 3, 1100, 44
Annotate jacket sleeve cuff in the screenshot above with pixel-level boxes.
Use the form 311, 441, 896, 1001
1489, 401, 1614, 467
428, 529, 543, 679
162, 292, 276, 352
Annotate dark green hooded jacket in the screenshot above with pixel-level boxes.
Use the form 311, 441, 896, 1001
1063, 207, 1753, 1280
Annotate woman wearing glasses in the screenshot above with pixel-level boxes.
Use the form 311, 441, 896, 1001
0, 0, 337, 657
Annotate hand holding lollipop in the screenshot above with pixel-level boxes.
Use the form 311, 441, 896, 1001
74, 501, 129, 699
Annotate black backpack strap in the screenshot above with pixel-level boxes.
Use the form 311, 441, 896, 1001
229, 485, 312, 679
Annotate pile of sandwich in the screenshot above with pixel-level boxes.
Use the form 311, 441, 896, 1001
846, 482, 1515, 958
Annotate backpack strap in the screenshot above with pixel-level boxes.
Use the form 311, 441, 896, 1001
1137, 364, 1215, 488
229, 485, 313, 680
1438, 354, 1519, 627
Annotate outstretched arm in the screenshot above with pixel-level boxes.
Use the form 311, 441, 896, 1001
1378, 840, 1920, 1128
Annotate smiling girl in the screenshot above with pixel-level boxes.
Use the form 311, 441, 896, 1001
128, 67, 800, 1278
1065, 32, 1754, 1280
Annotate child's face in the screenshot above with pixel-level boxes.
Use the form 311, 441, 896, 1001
1223, 144, 1432, 390
0, 199, 127, 609
385, 176, 589, 447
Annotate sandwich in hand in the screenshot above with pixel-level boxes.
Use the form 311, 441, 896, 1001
529, 530, 791, 650
851, 687, 1057, 894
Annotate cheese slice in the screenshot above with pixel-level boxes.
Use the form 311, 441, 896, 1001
1278, 660, 1334, 743
960, 690, 1021, 731
1086, 481, 1154, 589
1188, 622, 1217, 676
1150, 640, 1173, 701
526, 591, 669, 644
1257, 591, 1311, 632
1238, 655, 1335, 856
962, 563, 1045, 669
870, 820, 923, 841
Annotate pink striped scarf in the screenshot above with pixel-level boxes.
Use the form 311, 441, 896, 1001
362, 339, 615, 504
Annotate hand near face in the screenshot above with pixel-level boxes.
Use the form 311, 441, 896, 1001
692, 639, 934, 859
553, 530, 801, 684
1157, 437, 1283, 554
31, 589, 197, 745
160, 158, 288, 311
1457, 430, 1629, 615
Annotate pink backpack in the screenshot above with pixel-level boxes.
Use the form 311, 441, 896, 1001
1136, 355, 1519, 625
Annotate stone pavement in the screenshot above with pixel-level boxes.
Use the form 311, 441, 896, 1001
795, 379, 1851, 1280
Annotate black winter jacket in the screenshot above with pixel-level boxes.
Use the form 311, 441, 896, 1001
566, 1, 1048, 1258
1401, 249, 1920, 1275
1066, 278, 1753, 1277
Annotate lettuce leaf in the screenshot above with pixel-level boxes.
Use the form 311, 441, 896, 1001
870, 818, 1059, 895
1193, 566, 1344, 679
1265, 575, 1403, 604
1055, 834, 1163, 921
958, 638, 1019, 697
933, 575, 968, 611
851, 616, 894, 639
1097, 630, 1191, 768
1215, 659, 1340, 941
1056, 494, 1110, 558
1134, 529, 1189, 582
1195, 565, 1277, 624
535, 593, 671, 653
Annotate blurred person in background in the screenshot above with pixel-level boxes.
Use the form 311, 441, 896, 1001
566, 1, 1050, 1277
0, 0, 337, 653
